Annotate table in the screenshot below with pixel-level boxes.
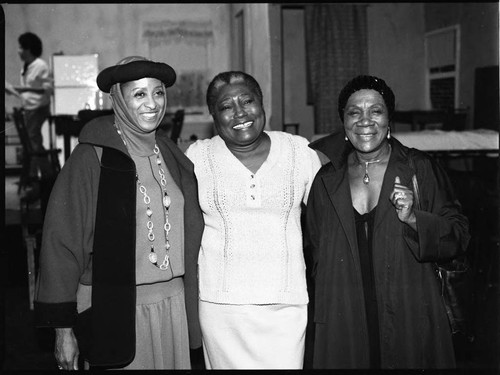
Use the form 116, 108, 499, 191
392, 110, 447, 131
49, 110, 116, 160
48, 115, 83, 161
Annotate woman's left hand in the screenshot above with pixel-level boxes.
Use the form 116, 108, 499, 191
390, 176, 417, 228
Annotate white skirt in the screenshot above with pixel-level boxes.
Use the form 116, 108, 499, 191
199, 300, 307, 369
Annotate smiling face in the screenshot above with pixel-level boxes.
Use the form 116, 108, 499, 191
343, 89, 390, 154
211, 79, 266, 149
121, 77, 166, 133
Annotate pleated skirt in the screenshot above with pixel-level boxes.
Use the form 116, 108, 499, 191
122, 278, 191, 370
199, 300, 307, 369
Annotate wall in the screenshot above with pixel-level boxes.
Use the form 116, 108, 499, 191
5, 3, 497, 135
269, 3, 429, 138
4, 3, 231, 115
367, 3, 427, 112
268, 3, 428, 137
229, 3, 277, 130
282, 8, 315, 141
368, 3, 498, 129
425, 2, 499, 128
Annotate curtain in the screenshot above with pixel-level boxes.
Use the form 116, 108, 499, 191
142, 20, 214, 47
305, 4, 369, 133
142, 20, 214, 112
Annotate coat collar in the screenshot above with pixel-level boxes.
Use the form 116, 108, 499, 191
312, 134, 415, 246
309, 129, 351, 170
78, 115, 126, 153
78, 114, 194, 188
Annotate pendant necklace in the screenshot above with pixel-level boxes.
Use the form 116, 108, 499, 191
356, 144, 391, 185
137, 144, 172, 271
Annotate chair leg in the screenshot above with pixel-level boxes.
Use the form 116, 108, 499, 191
18, 156, 32, 194
20, 199, 39, 311
25, 234, 37, 311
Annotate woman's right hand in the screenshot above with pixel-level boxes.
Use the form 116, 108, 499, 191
55, 327, 79, 370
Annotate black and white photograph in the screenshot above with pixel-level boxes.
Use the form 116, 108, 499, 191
2, 3, 498, 372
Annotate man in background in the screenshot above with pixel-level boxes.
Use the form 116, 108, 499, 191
7, 32, 54, 202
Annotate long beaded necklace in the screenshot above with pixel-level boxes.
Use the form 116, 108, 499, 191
355, 144, 392, 185
114, 123, 172, 270
136, 144, 172, 270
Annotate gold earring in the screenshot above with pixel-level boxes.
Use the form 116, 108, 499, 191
387, 127, 391, 139
345, 135, 348, 141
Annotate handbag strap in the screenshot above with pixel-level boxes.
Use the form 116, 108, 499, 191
407, 149, 421, 210
408, 150, 446, 282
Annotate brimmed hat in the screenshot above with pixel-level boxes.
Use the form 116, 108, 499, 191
97, 56, 176, 93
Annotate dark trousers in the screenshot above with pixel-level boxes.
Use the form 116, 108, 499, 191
23, 105, 53, 179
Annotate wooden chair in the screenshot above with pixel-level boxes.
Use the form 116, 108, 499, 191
12, 107, 61, 194
12, 107, 59, 310
21, 207, 43, 310
283, 123, 299, 135
170, 109, 185, 144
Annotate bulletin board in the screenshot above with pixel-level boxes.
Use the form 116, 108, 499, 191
52, 54, 99, 115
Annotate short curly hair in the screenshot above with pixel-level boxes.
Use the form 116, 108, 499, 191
18, 32, 43, 58
338, 75, 395, 122
206, 71, 263, 114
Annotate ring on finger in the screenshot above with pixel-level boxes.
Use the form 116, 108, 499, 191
396, 203, 409, 210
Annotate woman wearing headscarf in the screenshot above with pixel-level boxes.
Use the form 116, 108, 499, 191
305, 75, 470, 369
185, 71, 322, 369
34, 56, 204, 370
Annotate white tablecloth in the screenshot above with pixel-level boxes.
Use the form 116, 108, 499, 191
311, 129, 499, 151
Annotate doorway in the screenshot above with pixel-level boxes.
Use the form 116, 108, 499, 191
281, 6, 315, 140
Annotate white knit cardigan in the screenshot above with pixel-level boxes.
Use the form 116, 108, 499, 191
186, 131, 322, 305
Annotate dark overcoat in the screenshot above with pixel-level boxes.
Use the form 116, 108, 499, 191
305, 131, 470, 369
35, 116, 204, 367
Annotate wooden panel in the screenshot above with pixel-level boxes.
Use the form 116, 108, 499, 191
474, 66, 499, 131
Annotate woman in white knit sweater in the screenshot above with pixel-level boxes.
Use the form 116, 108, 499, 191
185, 71, 321, 369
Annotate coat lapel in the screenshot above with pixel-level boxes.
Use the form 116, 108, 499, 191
374, 139, 415, 232
321, 166, 359, 263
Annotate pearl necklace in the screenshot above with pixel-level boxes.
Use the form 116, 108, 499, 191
355, 144, 392, 185
136, 144, 172, 270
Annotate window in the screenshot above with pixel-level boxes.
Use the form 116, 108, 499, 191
424, 25, 460, 110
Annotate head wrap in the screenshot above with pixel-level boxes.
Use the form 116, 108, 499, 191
337, 75, 395, 122
100, 56, 174, 156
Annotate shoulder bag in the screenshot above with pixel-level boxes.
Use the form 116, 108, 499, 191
408, 149, 471, 335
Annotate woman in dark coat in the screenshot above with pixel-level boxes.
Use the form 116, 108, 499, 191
305, 75, 470, 369
34, 56, 203, 370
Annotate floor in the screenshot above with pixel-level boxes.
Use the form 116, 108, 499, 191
3, 175, 55, 370
2, 173, 499, 371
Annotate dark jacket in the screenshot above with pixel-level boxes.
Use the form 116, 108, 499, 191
34, 115, 204, 367
305, 131, 470, 369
